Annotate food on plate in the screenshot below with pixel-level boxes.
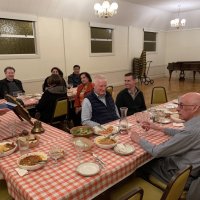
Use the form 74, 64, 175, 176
0, 142, 16, 153
97, 137, 116, 145
70, 126, 93, 137
98, 126, 114, 135
19, 155, 43, 166
95, 136, 117, 149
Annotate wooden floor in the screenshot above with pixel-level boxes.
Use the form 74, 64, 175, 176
113, 77, 200, 108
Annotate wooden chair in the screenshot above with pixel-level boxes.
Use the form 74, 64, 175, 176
106, 85, 114, 97
50, 97, 68, 125
0, 180, 13, 200
110, 165, 192, 200
151, 86, 168, 104
116, 186, 144, 200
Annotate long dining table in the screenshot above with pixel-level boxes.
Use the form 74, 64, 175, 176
0, 102, 175, 200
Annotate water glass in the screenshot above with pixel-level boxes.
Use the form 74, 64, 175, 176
49, 146, 64, 165
18, 137, 29, 155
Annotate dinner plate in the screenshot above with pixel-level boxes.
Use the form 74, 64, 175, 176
156, 118, 171, 124
76, 162, 100, 176
170, 114, 185, 123
0, 142, 17, 157
93, 125, 119, 136
114, 143, 135, 156
17, 152, 48, 171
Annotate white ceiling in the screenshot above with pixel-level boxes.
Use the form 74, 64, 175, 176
125, 0, 200, 12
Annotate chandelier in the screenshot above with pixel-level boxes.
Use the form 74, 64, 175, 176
94, 1, 118, 18
170, 3, 186, 29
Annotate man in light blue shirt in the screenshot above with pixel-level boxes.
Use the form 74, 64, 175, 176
81, 75, 119, 127
131, 92, 200, 200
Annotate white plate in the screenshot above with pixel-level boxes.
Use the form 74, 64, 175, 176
156, 118, 171, 124
76, 162, 100, 176
170, 114, 185, 123
93, 125, 119, 136
17, 152, 48, 171
114, 143, 135, 156
0, 142, 17, 157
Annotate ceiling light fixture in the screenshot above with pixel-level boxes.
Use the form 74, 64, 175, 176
94, 1, 118, 18
170, 2, 186, 29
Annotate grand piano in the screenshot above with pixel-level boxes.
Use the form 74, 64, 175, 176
167, 61, 200, 81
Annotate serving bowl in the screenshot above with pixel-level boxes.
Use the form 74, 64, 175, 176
93, 125, 119, 136
70, 126, 93, 137
17, 152, 48, 171
94, 136, 117, 149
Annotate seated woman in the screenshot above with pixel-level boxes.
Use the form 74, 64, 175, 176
73, 72, 94, 126
42, 67, 66, 92
36, 74, 67, 123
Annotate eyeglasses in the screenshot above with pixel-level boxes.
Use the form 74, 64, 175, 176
177, 103, 197, 109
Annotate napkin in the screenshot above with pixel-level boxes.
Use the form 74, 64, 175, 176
15, 168, 28, 176
172, 123, 184, 127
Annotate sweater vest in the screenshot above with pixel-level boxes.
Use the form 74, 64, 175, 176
86, 91, 119, 124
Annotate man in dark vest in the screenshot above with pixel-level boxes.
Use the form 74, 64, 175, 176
0, 66, 25, 99
81, 74, 119, 127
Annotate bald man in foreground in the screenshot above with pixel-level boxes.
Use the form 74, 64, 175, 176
131, 92, 200, 200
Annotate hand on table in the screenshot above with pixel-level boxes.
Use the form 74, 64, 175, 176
141, 121, 164, 132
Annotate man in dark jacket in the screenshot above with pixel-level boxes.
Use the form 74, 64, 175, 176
0, 66, 25, 99
116, 73, 146, 116
67, 65, 81, 87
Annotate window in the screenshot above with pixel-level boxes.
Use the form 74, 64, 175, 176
90, 27, 113, 54
143, 31, 157, 52
0, 18, 36, 55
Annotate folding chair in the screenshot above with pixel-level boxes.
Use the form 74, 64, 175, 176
110, 165, 192, 200
151, 86, 168, 104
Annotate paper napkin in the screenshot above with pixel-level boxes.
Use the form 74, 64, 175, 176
15, 168, 28, 176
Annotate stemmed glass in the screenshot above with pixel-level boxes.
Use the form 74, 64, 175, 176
49, 145, 64, 166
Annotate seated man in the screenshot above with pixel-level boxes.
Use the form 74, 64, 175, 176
131, 92, 200, 199
116, 73, 146, 116
0, 66, 25, 99
68, 65, 81, 87
82, 74, 119, 127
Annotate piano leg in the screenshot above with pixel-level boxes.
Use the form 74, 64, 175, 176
193, 71, 196, 80
179, 70, 185, 81
168, 70, 173, 81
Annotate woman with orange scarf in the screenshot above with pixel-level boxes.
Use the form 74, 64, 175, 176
74, 72, 94, 126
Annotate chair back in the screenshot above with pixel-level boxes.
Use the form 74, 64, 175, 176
106, 85, 114, 97
52, 97, 68, 119
151, 86, 168, 104
118, 186, 143, 200
161, 165, 192, 200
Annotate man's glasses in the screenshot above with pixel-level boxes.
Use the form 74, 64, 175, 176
177, 103, 197, 109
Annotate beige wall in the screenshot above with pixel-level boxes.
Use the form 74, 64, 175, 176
165, 29, 200, 79
0, 16, 168, 93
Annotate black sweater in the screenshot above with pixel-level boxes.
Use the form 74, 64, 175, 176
116, 88, 146, 116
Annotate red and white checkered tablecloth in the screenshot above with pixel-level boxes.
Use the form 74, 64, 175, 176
0, 109, 174, 200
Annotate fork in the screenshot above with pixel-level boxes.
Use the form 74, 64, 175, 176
92, 153, 106, 166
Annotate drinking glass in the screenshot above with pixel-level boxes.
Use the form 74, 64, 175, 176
73, 138, 86, 162
18, 137, 29, 155
49, 145, 63, 165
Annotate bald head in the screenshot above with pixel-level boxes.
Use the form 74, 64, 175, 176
178, 92, 200, 121
180, 92, 200, 106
